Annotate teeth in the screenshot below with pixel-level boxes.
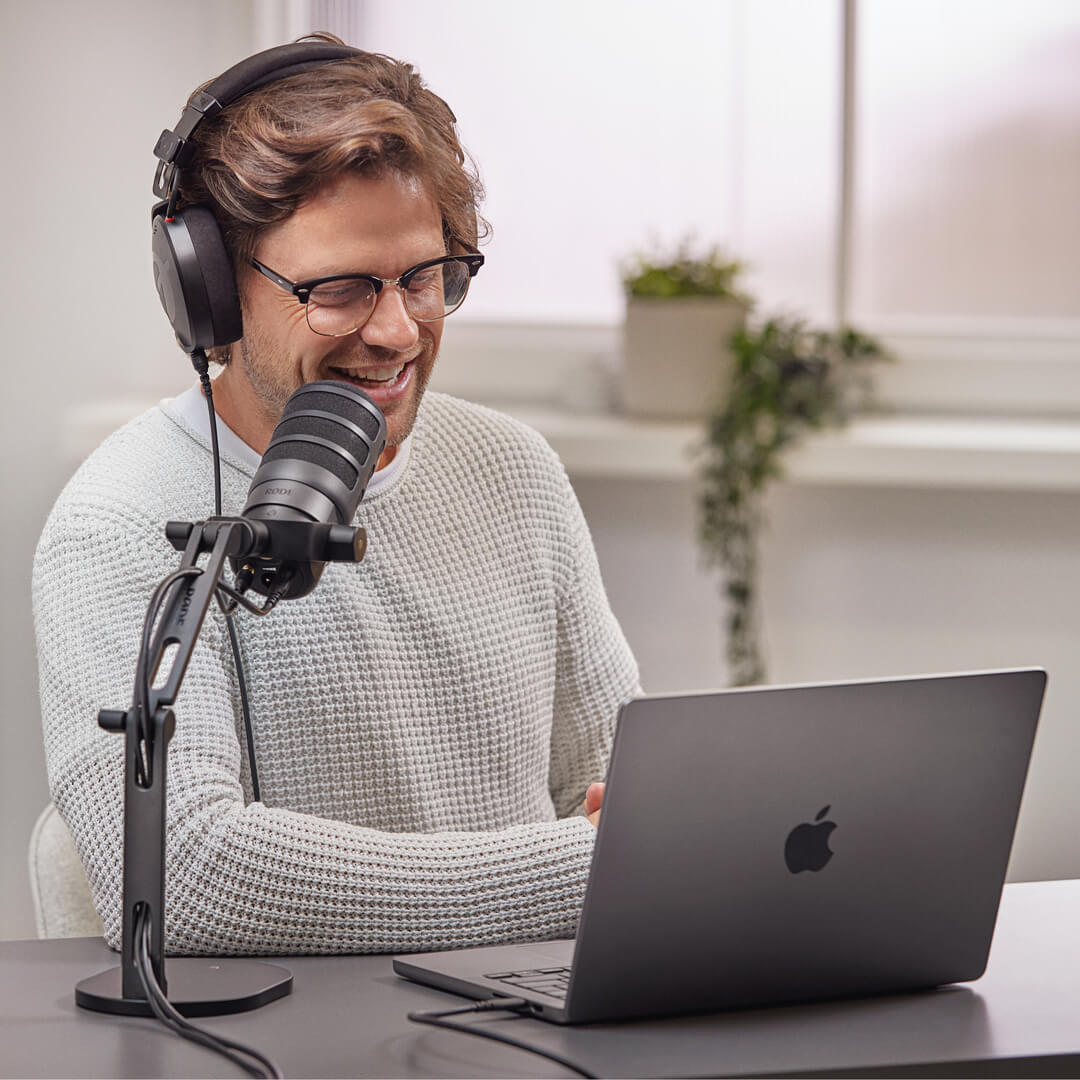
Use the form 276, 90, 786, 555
334, 363, 405, 384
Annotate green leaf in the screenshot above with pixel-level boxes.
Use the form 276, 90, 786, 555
621, 239, 749, 301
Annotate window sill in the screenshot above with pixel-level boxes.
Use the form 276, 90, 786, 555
65, 397, 1080, 493
494, 405, 1080, 491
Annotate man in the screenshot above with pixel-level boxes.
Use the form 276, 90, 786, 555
33, 38, 639, 956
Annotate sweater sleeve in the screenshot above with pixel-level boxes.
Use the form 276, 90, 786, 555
34, 506, 602, 957
548, 464, 643, 819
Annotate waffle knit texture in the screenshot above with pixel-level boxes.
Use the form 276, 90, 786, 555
34, 389, 640, 956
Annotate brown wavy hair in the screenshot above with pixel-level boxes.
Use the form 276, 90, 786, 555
177, 33, 488, 361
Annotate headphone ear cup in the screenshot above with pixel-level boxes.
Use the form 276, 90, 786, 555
151, 204, 242, 353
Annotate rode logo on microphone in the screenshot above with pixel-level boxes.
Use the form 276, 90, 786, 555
262, 486, 293, 496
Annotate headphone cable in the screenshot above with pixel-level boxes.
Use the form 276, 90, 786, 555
190, 347, 262, 801
191, 349, 223, 517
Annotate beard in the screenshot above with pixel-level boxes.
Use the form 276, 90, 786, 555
237, 332, 300, 420
237, 323, 436, 450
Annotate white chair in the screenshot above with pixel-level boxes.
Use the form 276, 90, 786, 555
28, 803, 104, 938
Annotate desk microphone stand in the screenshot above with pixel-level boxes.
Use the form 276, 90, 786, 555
75, 515, 366, 1017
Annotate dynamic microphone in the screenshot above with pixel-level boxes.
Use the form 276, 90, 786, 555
233, 380, 387, 600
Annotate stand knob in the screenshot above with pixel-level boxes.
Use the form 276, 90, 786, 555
98, 709, 128, 732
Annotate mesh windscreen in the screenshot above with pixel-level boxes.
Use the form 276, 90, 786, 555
260, 440, 358, 488
284, 389, 382, 441
272, 416, 371, 469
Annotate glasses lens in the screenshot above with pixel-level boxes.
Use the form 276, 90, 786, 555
305, 278, 377, 336
404, 259, 471, 322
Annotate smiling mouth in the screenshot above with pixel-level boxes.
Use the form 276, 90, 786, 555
329, 360, 410, 389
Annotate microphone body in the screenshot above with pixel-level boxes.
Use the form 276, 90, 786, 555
233, 380, 387, 599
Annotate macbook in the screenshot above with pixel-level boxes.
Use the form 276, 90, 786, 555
394, 668, 1045, 1023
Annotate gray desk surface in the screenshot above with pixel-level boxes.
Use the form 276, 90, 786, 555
2, 880, 1079, 1079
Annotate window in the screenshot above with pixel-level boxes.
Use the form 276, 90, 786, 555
267, 0, 1080, 415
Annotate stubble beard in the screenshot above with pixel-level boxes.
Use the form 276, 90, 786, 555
238, 328, 436, 450
238, 330, 298, 424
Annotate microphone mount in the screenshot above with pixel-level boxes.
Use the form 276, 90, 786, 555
166, 515, 367, 603
164, 515, 367, 562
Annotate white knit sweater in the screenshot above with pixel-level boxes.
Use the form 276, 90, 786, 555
34, 387, 640, 955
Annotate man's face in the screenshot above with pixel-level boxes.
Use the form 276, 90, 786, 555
214, 170, 446, 467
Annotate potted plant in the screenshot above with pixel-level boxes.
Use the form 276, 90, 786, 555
698, 317, 892, 686
620, 242, 750, 419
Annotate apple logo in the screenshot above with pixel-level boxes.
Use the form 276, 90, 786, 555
784, 805, 837, 873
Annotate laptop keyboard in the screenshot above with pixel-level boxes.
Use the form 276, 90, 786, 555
484, 966, 571, 1000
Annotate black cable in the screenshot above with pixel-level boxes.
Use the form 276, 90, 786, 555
225, 610, 260, 802
215, 581, 283, 618
192, 351, 263, 803
191, 348, 223, 517
407, 999, 598, 1079
217, 584, 268, 617
133, 906, 283, 1079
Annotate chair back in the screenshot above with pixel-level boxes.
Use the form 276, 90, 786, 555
28, 803, 104, 938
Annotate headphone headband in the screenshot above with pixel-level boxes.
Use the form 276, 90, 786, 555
153, 42, 362, 198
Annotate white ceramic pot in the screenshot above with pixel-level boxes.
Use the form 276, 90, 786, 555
621, 297, 746, 419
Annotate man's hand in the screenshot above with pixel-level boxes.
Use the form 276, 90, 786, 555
585, 782, 605, 827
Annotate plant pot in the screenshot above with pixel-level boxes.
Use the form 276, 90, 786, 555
621, 296, 746, 419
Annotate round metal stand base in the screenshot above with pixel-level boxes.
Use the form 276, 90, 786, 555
76, 958, 293, 1017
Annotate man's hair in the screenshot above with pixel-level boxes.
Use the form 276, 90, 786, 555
177, 33, 487, 360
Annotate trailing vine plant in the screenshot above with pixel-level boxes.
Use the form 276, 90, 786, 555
698, 317, 892, 686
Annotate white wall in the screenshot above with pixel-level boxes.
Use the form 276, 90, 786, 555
0, 0, 256, 941
577, 476, 1080, 883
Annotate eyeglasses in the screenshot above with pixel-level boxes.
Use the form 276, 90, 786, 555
248, 253, 485, 337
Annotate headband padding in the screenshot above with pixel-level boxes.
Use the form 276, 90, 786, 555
203, 43, 362, 111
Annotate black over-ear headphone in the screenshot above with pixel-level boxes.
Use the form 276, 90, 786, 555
151, 42, 362, 355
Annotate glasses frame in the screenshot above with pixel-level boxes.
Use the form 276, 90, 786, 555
248, 253, 485, 336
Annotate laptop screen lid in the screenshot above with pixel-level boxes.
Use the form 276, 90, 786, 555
395, 668, 1045, 1024
564, 667, 1044, 1021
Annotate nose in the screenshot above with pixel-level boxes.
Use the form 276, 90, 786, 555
360, 284, 419, 351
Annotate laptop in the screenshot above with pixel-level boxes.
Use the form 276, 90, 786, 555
394, 668, 1046, 1024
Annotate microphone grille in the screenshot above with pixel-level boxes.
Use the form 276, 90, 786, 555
261, 381, 385, 484
236, 380, 386, 598
247, 380, 387, 524
261, 428, 358, 488
283, 385, 384, 441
